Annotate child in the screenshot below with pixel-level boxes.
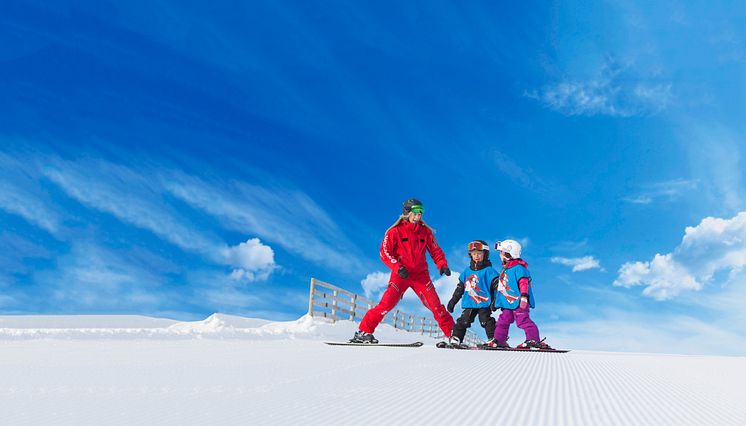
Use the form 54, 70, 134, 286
490, 239, 552, 349
444, 240, 499, 347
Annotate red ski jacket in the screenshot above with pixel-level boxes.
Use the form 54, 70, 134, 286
380, 219, 448, 275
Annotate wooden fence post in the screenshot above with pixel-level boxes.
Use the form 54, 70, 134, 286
331, 290, 338, 322
308, 278, 316, 317
350, 294, 357, 321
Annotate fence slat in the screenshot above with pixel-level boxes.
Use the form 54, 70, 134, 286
312, 300, 354, 317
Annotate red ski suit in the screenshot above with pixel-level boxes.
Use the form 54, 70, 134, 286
359, 219, 454, 336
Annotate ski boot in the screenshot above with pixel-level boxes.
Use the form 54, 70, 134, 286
482, 338, 510, 349
436, 335, 468, 349
350, 330, 379, 344
516, 338, 552, 350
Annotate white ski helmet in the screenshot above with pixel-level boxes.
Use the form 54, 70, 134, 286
495, 239, 522, 259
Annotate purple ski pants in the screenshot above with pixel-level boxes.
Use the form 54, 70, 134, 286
493, 306, 540, 344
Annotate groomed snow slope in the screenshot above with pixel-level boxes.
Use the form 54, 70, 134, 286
1, 314, 744, 425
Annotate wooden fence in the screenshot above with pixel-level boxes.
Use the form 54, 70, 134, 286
308, 278, 484, 346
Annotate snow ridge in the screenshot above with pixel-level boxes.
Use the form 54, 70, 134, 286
0, 313, 308, 339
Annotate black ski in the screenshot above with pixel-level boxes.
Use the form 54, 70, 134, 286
436, 342, 470, 349
325, 341, 424, 347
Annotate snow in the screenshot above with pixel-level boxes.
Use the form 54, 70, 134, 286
1, 314, 745, 425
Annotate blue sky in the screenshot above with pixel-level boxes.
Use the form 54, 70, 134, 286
2, 1, 746, 354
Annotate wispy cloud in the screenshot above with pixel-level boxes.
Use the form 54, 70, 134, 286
551, 256, 603, 272
163, 172, 370, 273
0, 232, 52, 278
33, 156, 278, 282
551, 239, 590, 252
35, 242, 170, 311
623, 179, 698, 204
527, 58, 672, 117
614, 211, 746, 300
492, 151, 564, 200
681, 123, 743, 212
43, 158, 217, 253
2, 145, 375, 291
0, 152, 63, 235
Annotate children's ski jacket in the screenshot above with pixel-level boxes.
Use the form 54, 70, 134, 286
494, 259, 536, 310
380, 220, 448, 275
458, 264, 499, 309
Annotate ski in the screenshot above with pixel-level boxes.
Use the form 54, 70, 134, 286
436, 342, 470, 349
325, 341, 424, 347
475, 345, 569, 353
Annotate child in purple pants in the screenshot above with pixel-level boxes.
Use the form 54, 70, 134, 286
489, 239, 552, 349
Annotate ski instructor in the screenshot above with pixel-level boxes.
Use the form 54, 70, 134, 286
350, 198, 455, 343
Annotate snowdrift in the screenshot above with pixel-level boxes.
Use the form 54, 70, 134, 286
0, 313, 428, 341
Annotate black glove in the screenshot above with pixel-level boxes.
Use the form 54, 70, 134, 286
397, 265, 409, 278
440, 266, 451, 276
447, 298, 457, 313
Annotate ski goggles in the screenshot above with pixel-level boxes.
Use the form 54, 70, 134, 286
468, 241, 489, 252
409, 205, 425, 214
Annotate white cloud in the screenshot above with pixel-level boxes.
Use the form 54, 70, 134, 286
223, 238, 276, 282
551, 256, 602, 272
360, 272, 389, 298
614, 211, 746, 300
527, 59, 672, 117
614, 253, 702, 300
432, 272, 461, 302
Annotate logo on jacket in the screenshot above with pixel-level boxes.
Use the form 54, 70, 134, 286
497, 273, 519, 304
465, 274, 489, 304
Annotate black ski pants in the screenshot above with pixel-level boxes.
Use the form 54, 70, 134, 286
452, 308, 495, 342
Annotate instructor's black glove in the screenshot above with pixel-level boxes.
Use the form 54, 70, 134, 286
447, 297, 457, 313
397, 265, 409, 279
440, 266, 451, 276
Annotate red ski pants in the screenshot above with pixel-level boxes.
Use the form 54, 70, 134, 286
359, 271, 454, 336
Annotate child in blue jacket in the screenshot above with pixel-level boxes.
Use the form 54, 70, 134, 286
490, 239, 552, 349
445, 240, 499, 346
